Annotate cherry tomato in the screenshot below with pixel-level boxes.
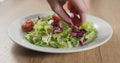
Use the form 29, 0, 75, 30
67, 1, 82, 26
71, 14, 82, 26
52, 15, 61, 22
67, 1, 73, 11
21, 19, 34, 32
67, 1, 79, 14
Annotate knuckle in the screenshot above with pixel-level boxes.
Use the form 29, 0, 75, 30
52, 6, 62, 12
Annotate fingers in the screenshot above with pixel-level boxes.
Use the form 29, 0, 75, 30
69, 0, 88, 22
47, 0, 89, 26
55, 8, 74, 26
79, 12, 86, 22
82, 0, 90, 10
57, 0, 66, 6
47, 0, 74, 26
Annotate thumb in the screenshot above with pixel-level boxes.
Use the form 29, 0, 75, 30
54, 5, 74, 26
47, 0, 74, 26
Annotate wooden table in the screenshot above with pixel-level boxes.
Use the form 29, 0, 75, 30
0, 0, 120, 63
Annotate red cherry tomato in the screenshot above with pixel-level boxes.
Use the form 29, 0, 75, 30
71, 14, 82, 26
67, 1, 79, 14
67, 1, 82, 26
52, 15, 61, 22
21, 19, 34, 32
67, 1, 73, 11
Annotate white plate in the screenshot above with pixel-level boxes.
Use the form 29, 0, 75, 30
8, 11, 113, 53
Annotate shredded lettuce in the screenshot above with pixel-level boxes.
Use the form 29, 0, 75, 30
24, 15, 97, 48
82, 21, 97, 42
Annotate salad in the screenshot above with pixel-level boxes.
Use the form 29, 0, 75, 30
21, 15, 96, 48
21, 2, 97, 48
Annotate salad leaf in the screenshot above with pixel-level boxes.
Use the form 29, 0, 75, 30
81, 21, 96, 34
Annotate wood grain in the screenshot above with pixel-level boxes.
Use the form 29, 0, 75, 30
0, 0, 120, 63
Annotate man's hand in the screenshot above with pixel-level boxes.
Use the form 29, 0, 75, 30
47, 0, 89, 26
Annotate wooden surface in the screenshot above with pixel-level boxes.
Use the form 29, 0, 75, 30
0, 0, 120, 63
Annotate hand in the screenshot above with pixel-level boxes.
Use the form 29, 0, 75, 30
47, 0, 89, 26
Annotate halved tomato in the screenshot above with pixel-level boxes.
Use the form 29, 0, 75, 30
21, 19, 34, 32
52, 15, 61, 22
